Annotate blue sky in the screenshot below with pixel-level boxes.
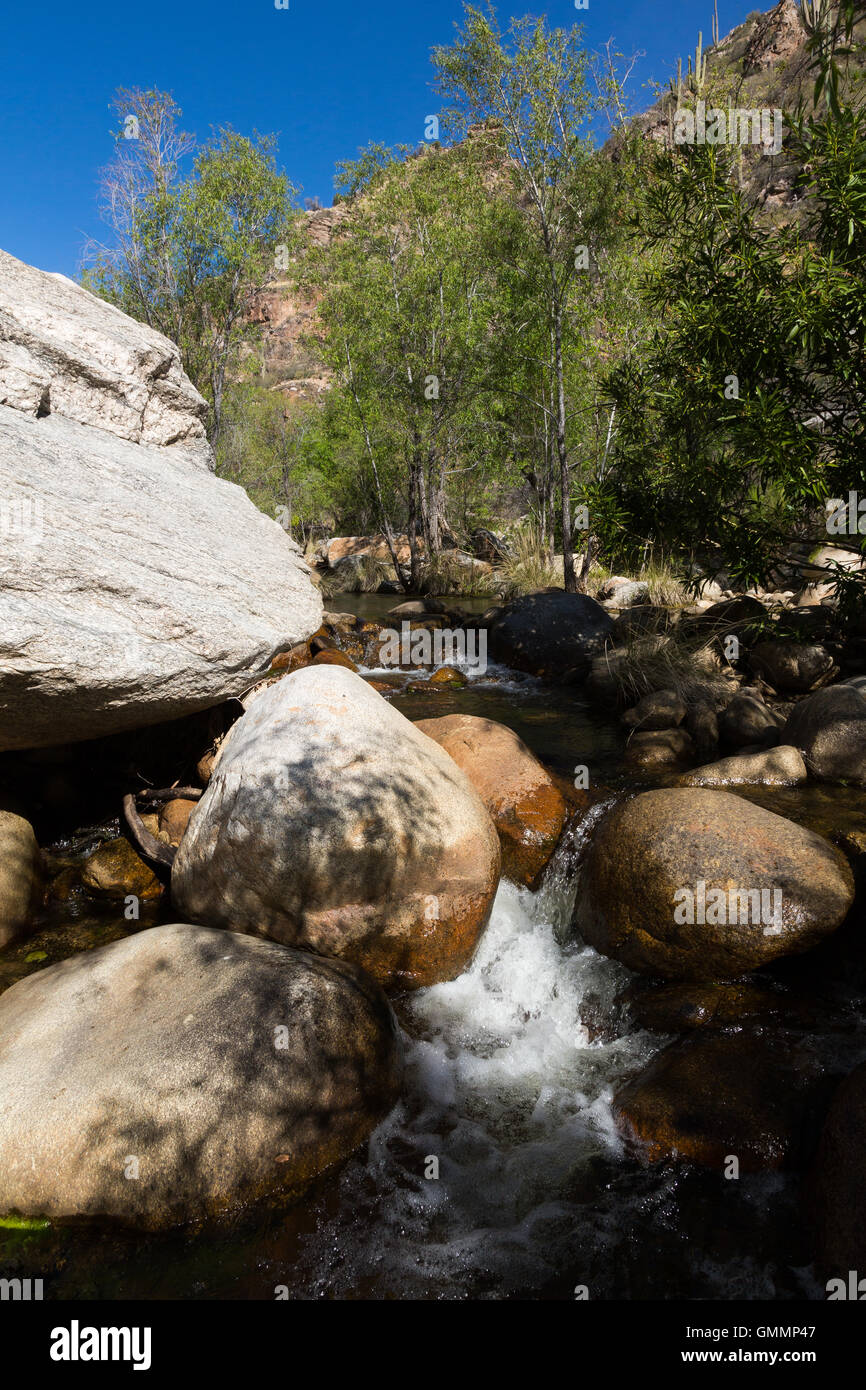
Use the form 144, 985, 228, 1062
0, 0, 757, 277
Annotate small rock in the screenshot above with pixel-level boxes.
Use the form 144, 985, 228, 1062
624, 727, 693, 767
621, 689, 687, 731
311, 648, 359, 672
81, 838, 163, 900
270, 642, 314, 674
718, 690, 783, 748
158, 798, 198, 847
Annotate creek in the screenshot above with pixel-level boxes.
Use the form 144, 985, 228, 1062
2, 593, 864, 1299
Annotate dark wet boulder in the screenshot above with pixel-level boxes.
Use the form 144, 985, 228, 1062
718, 690, 784, 748
0, 924, 402, 1228
781, 685, 866, 787
614, 1029, 839, 1171
488, 591, 614, 681
616, 978, 825, 1035
572, 789, 854, 980
811, 1060, 866, 1279
749, 640, 837, 694
695, 595, 767, 631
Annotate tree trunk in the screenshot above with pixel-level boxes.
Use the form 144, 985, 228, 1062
553, 301, 576, 592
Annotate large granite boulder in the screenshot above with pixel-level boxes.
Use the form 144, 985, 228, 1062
0, 248, 322, 751
0, 924, 402, 1228
488, 591, 614, 681
173, 667, 501, 990
573, 789, 854, 980
0, 248, 211, 461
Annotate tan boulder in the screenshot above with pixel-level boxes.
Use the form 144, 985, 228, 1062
0, 807, 42, 949
573, 789, 854, 980
415, 713, 568, 887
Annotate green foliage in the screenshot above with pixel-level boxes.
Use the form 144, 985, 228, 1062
86, 89, 297, 445
595, 83, 866, 609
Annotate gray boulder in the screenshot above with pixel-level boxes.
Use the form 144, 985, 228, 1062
781, 685, 866, 786
0, 924, 402, 1228
0, 251, 321, 751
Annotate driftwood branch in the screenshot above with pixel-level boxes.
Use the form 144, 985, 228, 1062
122, 787, 203, 870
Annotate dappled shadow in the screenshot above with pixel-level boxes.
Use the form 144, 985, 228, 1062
0, 925, 402, 1229
172, 675, 500, 988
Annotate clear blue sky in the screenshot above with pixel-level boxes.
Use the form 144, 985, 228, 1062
0, 0, 756, 277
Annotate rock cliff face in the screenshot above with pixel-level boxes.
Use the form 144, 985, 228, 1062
0, 248, 322, 752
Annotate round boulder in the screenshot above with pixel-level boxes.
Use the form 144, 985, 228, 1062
573, 789, 854, 979
414, 713, 568, 887
0, 924, 401, 1228
172, 666, 501, 990
781, 685, 866, 786
488, 591, 614, 681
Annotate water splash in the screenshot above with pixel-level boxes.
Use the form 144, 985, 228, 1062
292, 834, 660, 1298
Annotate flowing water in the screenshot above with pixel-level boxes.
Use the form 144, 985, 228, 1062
2, 594, 865, 1299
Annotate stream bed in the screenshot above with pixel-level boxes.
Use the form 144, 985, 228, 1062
2, 595, 865, 1300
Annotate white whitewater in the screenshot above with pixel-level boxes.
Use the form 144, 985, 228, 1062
296, 815, 663, 1297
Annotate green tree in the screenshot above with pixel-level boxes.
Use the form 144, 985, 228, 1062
86, 88, 298, 447
308, 134, 512, 588
432, 4, 626, 590
595, 68, 866, 608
